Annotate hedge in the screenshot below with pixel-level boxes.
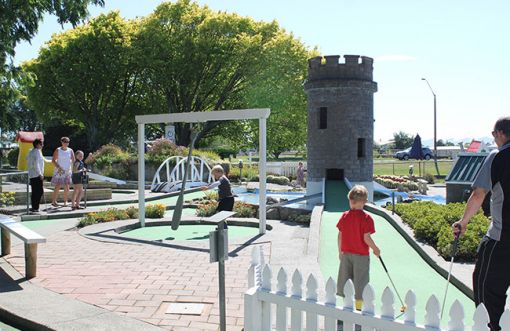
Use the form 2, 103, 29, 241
394, 201, 489, 261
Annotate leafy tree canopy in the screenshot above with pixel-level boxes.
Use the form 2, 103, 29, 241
24, 12, 145, 151
0, 0, 105, 65
22, 0, 314, 155
393, 131, 414, 150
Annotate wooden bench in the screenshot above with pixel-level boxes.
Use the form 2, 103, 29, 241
0, 214, 46, 279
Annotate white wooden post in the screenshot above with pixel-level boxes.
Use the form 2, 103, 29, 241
248, 246, 261, 288
276, 268, 288, 331
261, 265, 272, 330
138, 123, 145, 227
499, 309, 510, 330
305, 274, 318, 331
244, 287, 262, 331
290, 269, 303, 330
380, 287, 395, 320
424, 295, 441, 329
259, 117, 267, 234
447, 299, 464, 331
343, 280, 355, 330
472, 304, 490, 331
362, 284, 376, 331
404, 290, 417, 326
324, 278, 337, 331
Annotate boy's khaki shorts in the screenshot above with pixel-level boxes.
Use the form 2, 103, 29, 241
337, 253, 370, 300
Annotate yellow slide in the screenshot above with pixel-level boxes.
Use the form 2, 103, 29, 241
16, 131, 55, 177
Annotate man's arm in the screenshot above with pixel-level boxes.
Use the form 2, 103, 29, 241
453, 187, 487, 235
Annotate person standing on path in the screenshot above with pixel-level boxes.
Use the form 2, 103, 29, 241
453, 117, 510, 331
51, 137, 74, 207
27, 138, 44, 213
296, 162, 306, 187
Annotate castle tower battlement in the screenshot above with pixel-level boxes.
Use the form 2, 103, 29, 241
304, 54, 377, 200
307, 55, 374, 81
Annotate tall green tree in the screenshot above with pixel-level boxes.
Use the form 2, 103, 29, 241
1, 0, 105, 135
393, 131, 414, 150
134, 0, 310, 147
0, 0, 105, 65
24, 12, 146, 150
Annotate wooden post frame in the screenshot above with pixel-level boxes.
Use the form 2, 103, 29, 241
135, 109, 270, 234
1, 228, 11, 256
25, 243, 38, 279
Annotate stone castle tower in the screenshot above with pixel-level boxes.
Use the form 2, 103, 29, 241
304, 55, 377, 197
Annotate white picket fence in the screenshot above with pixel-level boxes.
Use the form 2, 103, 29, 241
244, 246, 510, 331
266, 162, 306, 178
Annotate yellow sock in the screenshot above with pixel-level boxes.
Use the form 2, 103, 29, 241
355, 299, 363, 311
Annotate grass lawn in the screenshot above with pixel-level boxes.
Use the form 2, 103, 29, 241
373, 159, 454, 178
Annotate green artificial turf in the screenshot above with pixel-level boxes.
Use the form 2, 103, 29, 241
320, 180, 475, 326
120, 223, 259, 241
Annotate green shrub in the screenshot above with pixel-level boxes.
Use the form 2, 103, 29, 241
0, 192, 15, 207
192, 149, 221, 163
228, 165, 259, 181
86, 144, 130, 169
394, 201, 489, 261
195, 200, 256, 218
233, 202, 256, 218
247, 174, 290, 185
196, 201, 218, 217
145, 139, 187, 165
78, 208, 129, 228
423, 173, 435, 184
145, 204, 166, 218
126, 206, 138, 219
204, 191, 218, 201
212, 146, 237, 159
7, 148, 19, 166
374, 175, 418, 191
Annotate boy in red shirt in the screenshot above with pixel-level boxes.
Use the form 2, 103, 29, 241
337, 185, 380, 310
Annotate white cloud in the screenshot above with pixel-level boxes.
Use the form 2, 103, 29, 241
375, 55, 416, 62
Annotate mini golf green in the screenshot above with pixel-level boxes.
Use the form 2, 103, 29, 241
320, 181, 475, 326
119, 223, 260, 241
0, 321, 18, 331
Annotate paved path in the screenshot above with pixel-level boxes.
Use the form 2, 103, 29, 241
2, 213, 315, 330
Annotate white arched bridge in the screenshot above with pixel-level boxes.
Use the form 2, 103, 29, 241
151, 155, 214, 193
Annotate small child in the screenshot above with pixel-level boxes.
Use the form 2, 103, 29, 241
201, 165, 234, 212
337, 185, 380, 310
71, 150, 87, 210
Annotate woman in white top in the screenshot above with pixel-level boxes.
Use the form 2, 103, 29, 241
51, 136, 75, 207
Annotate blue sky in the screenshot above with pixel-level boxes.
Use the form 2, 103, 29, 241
14, 0, 510, 144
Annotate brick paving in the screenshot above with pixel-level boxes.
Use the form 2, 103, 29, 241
5, 229, 270, 330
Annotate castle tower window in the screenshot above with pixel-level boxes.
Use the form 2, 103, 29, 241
357, 138, 366, 158
319, 107, 327, 129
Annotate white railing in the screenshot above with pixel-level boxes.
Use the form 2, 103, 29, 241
244, 246, 510, 331
266, 161, 306, 177
151, 156, 213, 190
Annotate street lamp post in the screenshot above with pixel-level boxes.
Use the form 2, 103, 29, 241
421, 78, 440, 176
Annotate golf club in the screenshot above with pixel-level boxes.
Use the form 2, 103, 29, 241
440, 223, 462, 319
379, 255, 406, 314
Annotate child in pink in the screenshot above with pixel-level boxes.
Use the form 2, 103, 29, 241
337, 185, 380, 310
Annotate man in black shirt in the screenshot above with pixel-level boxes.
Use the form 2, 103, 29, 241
454, 116, 510, 330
